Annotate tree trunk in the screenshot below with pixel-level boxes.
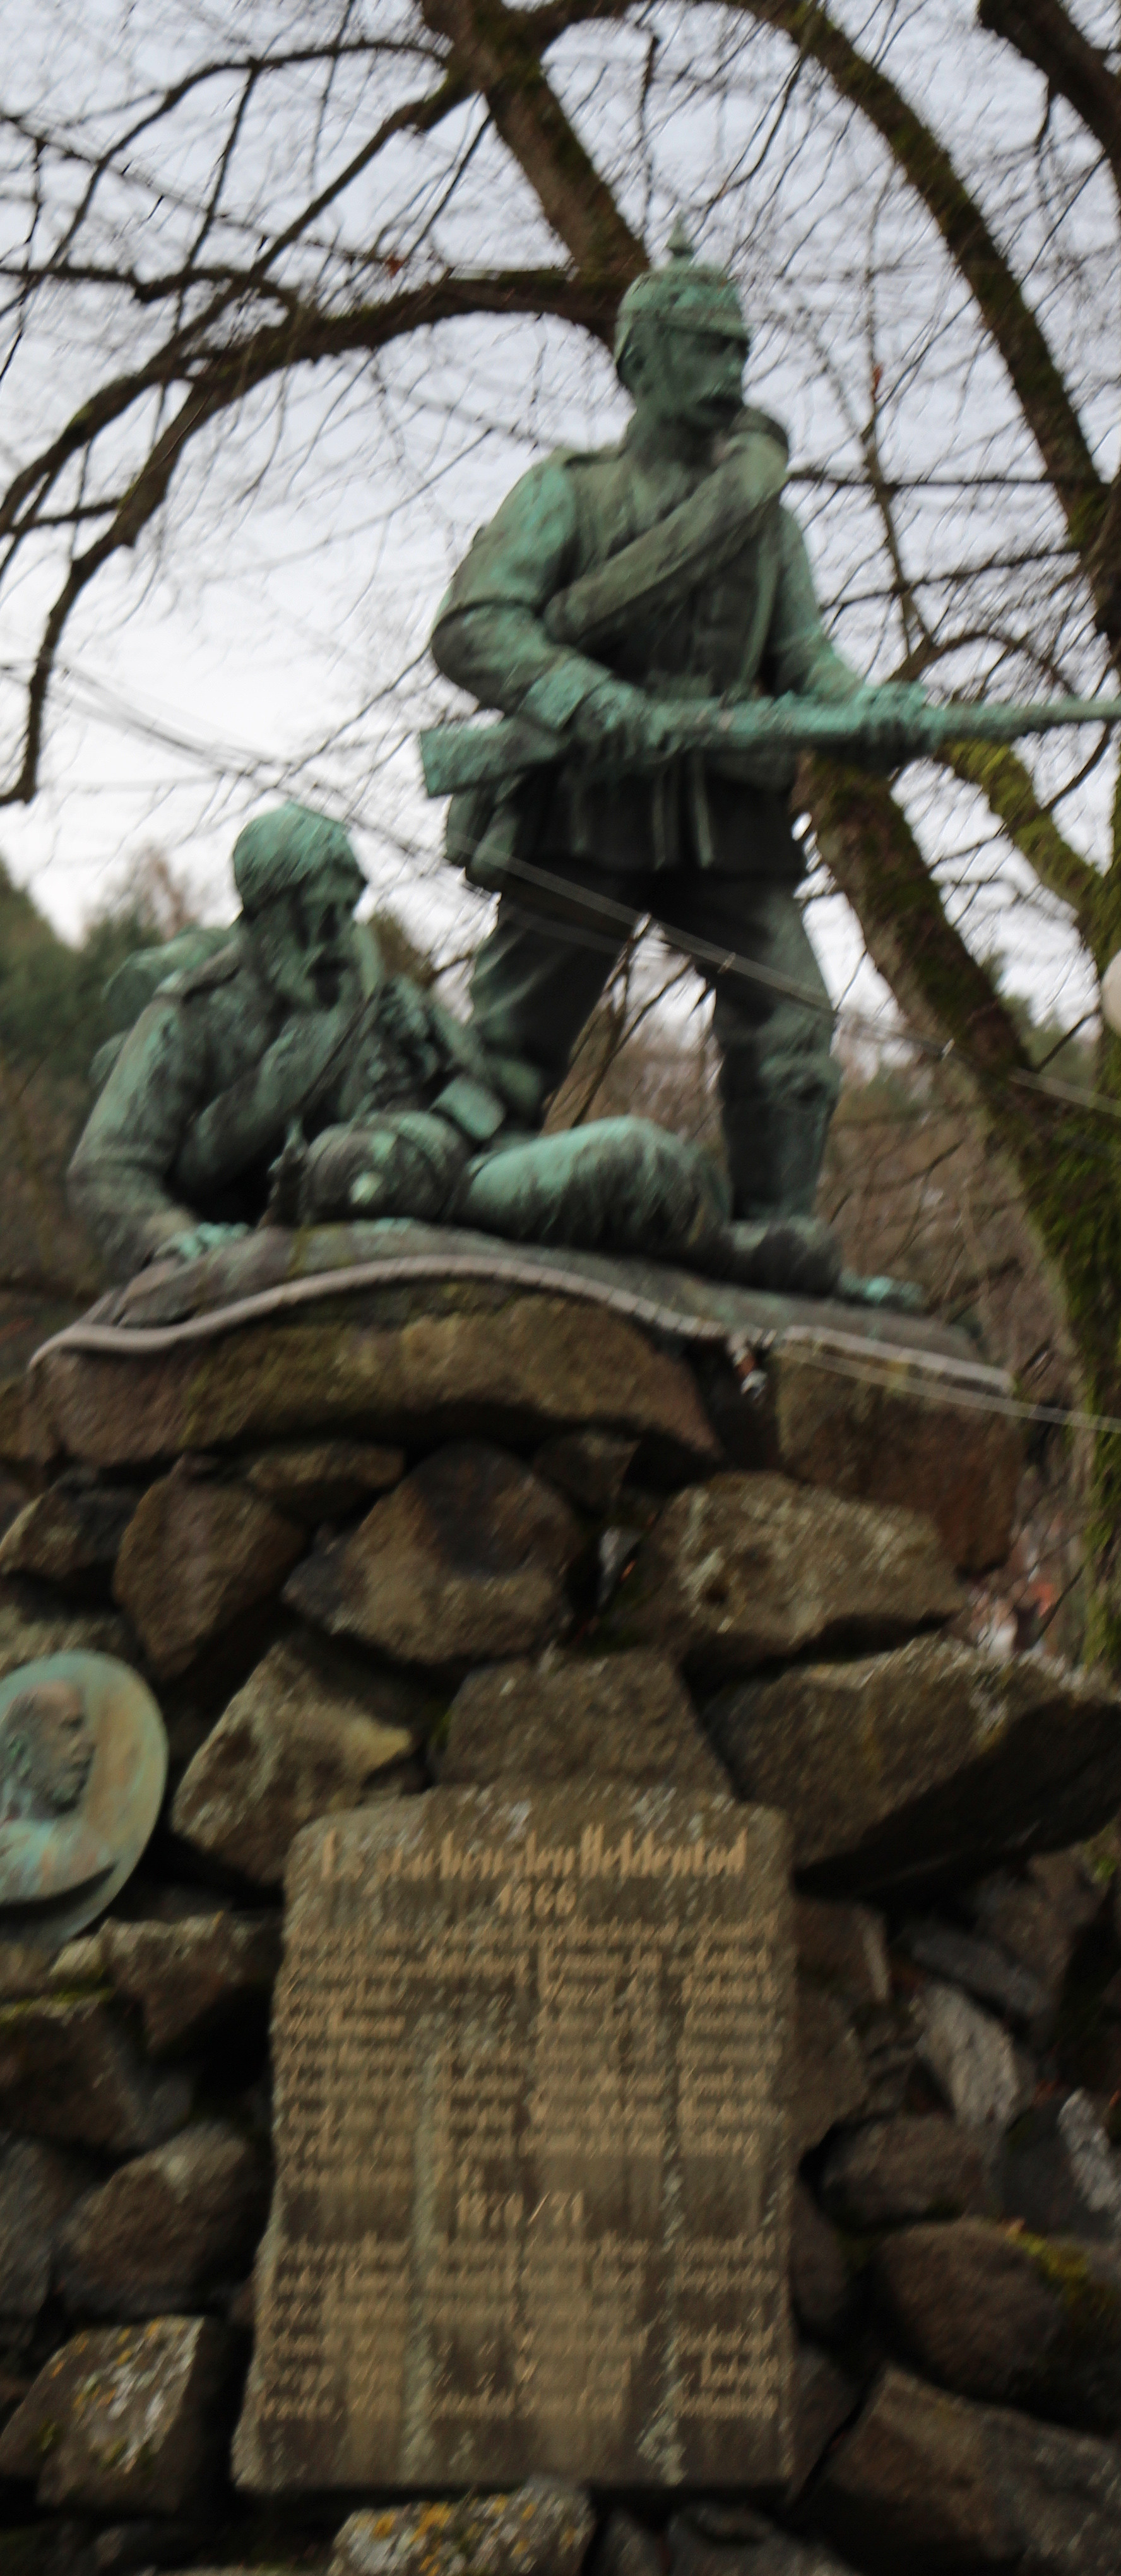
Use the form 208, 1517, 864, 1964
807, 753, 1121, 1666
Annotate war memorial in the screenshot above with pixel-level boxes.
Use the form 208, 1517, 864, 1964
8, 230, 1121, 2573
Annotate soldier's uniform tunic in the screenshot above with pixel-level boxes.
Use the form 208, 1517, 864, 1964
68, 933, 480, 1280
432, 409, 862, 1218
69, 921, 726, 1282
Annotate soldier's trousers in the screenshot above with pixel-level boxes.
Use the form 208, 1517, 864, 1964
469, 857, 840, 1220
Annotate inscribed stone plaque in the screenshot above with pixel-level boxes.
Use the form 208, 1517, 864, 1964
234, 1784, 793, 2492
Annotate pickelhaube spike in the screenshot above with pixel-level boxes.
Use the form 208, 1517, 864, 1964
613, 222, 749, 375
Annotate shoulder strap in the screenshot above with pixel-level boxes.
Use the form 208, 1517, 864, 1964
543, 420, 786, 653
173, 939, 243, 1001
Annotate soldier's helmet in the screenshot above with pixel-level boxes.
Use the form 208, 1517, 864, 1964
232, 802, 365, 917
614, 219, 749, 384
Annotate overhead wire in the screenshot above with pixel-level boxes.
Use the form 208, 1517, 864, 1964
9, 801, 1118, 1442
488, 845, 1121, 1133
761, 1340, 1121, 1445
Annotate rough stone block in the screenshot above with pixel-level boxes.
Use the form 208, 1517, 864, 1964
707, 1637, 1121, 1897
0, 2515, 88, 2576
90, 2520, 220, 2575
0, 1583, 133, 1691
286, 1441, 583, 1670
790, 2181, 853, 2343
114, 1464, 305, 1676
1003, 2088, 1121, 2241
0, 2318, 235, 2512
787, 2342, 860, 2500
0, 1996, 191, 2153
667, 2507, 856, 2576
0, 1371, 57, 1482
532, 1431, 639, 1515
612, 1472, 961, 1685
0, 1939, 103, 2002
331, 2484, 595, 2576
244, 1440, 405, 1522
100, 1913, 282, 2056
56, 2122, 270, 2318
820, 2116, 988, 2230
591, 2512, 662, 2576
170, 1633, 426, 1888
918, 1981, 1031, 2136
969, 1852, 1102, 2014
37, 1299, 720, 1472
768, 1335, 1023, 1575
0, 2137, 95, 2325
0, 1477, 141, 1598
1033, 1844, 1107, 1928
858, 1999, 925, 2120
435, 1650, 729, 1792
235, 1784, 793, 2491
872, 2217, 1121, 2431
794, 1897, 889, 2010
903, 1918, 1047, 2029
817, 2362, 1121, 2572
793, 1982, 867, 2161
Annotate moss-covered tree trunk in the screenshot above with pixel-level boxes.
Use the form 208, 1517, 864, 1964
809, 754, 1121, 1664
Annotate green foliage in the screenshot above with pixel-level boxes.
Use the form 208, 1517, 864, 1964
0, 877, 166, 1087
0, 850, 204, 1289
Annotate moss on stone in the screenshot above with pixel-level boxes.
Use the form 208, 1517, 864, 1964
0, 1985, 113, 2024
1021, 2230, 1121, 2348
1082, 1827, 1120, 1888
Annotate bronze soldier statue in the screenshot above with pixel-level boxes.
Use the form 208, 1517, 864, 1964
68, 802, 729, 1282
430, 224, 925, 1292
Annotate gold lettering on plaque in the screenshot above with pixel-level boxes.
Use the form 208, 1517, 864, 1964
235, 1788, 792, 2495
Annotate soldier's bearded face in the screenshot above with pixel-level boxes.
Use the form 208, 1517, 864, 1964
645, 321, 746, 434
251, 867, 362, 1011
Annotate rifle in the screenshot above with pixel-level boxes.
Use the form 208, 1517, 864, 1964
418, 690, 1121, 801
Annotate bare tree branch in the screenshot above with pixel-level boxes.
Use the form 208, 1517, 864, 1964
978, 0, 1121, 192
1, 261, 614, 806
420, 0, 645, 283
721, 1, 1105, 559
942, 737, 1099, 938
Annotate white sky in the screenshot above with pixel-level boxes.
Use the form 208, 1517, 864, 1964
0, 0, 1115, 1046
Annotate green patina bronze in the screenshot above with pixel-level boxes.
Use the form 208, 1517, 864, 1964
0, 1652, 167, 1945
66, 802, 756, 1287
62, 234, 924, 1297
427, 223, 937, 1246
64, 234, 1117, 1308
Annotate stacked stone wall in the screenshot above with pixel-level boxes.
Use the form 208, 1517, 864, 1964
1, 1272, 1120, 2572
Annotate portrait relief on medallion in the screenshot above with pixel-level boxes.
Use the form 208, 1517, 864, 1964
0, 1679, 97, 1825
0, 1651, 167, 1948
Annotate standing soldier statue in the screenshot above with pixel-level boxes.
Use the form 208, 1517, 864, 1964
429, 224, 927, 1291
67, 230, 1121, 1298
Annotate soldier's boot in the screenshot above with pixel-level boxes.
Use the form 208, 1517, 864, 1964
721, 1088, 842, 1298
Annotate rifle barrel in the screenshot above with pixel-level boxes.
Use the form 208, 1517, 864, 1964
418, 695, 1121, 799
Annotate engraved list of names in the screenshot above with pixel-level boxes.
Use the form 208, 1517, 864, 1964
234, 1783, 793, 2493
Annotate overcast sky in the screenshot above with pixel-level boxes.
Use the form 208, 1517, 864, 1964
1, 0, 1113, 1046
